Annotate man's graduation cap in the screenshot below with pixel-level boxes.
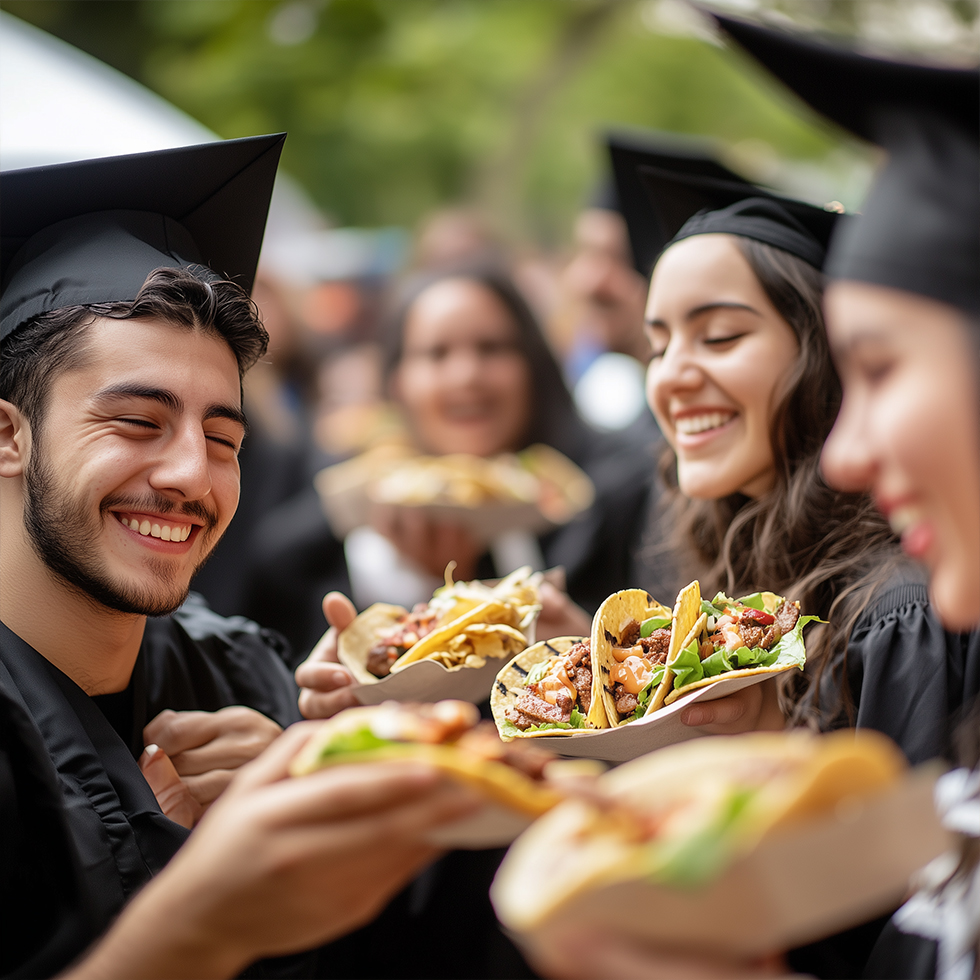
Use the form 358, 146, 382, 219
0, 133, 286, 341
709, 11, 980, 316
637, 164, 842, 271
606, 130, 750, 275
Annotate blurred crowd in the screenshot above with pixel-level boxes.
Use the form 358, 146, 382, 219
193, 161, 665, 661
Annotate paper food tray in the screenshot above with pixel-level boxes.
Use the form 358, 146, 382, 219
349, 654, 514, 706
494, 766, 950, 959
520, 670, 790, 763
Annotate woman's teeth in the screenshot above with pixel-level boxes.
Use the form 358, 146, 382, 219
675, 412, 735, 435
887, 506, 919, 536
118, 515, 191, 542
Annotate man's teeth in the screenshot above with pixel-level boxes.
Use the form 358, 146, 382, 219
675, 412, 734, 435
120, 516, 192, 541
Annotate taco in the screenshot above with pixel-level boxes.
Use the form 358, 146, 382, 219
588, 588, 683, 728
491, 729, 907, 932
491, 637, 596, 739
652, 589, 818, 710
339, 566, 542, 684
289, 700, 569, 820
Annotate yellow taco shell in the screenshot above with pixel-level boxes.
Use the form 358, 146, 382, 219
647, 580, 702, 714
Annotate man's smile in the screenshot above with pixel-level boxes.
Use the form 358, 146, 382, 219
112, 510, 199, 544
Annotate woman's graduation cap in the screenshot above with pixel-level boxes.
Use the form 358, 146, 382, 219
708, 11, 980, 316
637, 164, 842, 271
606, 130, 749, 275
0, 133, 286, 341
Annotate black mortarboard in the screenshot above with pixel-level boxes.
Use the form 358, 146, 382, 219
1, 133, 286, 341
709, 11, 980, 317
607, 129, 750, 275
638, 164, 842, 270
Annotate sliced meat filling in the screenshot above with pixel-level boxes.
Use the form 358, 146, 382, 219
561, 640, 592, 714
774, 601, 799, 636
506, 690, 573, 729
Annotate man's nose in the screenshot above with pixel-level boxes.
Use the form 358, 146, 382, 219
148, 428, 212, 501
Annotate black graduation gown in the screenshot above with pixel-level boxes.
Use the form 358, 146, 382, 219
787, 569, 980, 980
0, 597, 302, 979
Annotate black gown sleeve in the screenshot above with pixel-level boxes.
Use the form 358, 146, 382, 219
141, 593, 302, 729
842, 579, 980, 764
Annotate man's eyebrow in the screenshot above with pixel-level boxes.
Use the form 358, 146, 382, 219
204, 404, 249, 434
91, 384, 247, 433
644, 301, 761, 327
92, 384, 182, 413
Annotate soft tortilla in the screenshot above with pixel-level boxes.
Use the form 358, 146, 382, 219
290, 709, 561, 817
490, 637, 587, 740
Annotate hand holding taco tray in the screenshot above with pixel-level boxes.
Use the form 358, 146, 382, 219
491, 730, 951, 959
288, 699, 603, 848
339, 567, 542, 705
490, 581, 820, 762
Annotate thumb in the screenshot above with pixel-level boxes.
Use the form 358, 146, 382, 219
322, 591, 357, 631
140, 744, 204, 829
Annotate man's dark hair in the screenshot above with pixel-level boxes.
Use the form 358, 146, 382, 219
0, 266, 269, 427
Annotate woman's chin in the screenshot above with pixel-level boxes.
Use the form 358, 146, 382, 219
928, 565, 980, 633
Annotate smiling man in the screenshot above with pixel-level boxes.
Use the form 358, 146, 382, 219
0, 136, 476, 977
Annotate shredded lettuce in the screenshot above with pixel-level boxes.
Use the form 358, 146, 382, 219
630, 667, 667, 720
701, 598, 724, 619
315, 727, 393, 760
499, 707, 588, 738
524, 660, 552, 686
667, 638, 704, 690
640, 615, 672, 637
699, 648, 732, 677
650, 786, 759, 886
669, 613, 818, 691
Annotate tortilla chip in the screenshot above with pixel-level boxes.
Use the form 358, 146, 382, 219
647, 580, 702, 714
391, 599, 520, 670
491, 637, 589, 740
588, 590, 673, 729
424, 623, 529, 671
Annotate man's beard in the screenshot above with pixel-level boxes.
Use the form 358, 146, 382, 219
23, 449, 220, 617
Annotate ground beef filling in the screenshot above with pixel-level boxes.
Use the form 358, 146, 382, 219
611, 625, 670, 721
366, 603, 440, 677
506, 639, 591, 731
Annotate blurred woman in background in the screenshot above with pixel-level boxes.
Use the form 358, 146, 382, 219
245, 265, 655, 660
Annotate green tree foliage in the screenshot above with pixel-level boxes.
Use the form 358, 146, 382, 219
2, 0, 862, 242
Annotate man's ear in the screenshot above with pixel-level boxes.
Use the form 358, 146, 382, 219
0, 400, 31, 478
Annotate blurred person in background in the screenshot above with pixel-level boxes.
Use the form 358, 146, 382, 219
555, 194, 652, 432
530, 15, 980, 980
245, 265, 656, 661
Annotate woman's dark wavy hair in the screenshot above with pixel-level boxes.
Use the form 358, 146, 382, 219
380, 265, 592, 464
651, 237, 902, 729
0, 266, 268, 428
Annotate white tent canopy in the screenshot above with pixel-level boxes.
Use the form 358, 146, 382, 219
0, 11, 323, 243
